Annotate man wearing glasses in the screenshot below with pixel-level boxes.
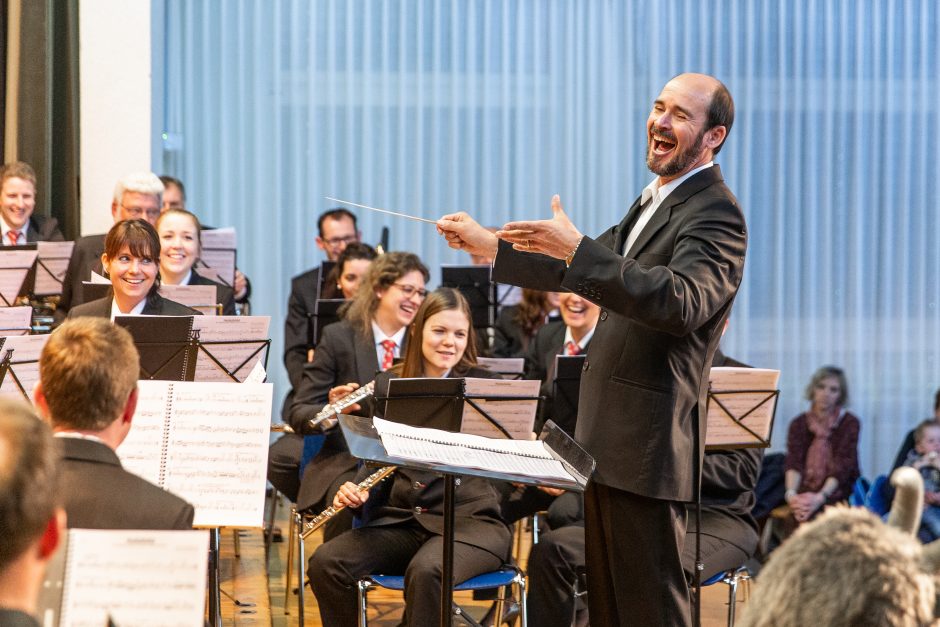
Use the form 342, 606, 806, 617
58, 172, 165, 317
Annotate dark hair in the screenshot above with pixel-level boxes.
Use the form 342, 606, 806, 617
317, 208, 358, 237
344, 251, 430, 337
159, 175, 186, 200
397, 288, 478, 379
934, 388, 940, 414
327, 242, 378, 292
804, 365, 849, 407
0, 401, 60, 572
707, 80, 735, 155
513, 289, 554, 347
104, 219, 162, 299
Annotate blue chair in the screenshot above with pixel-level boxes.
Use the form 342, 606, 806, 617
357, 566, 527, 627
849, 476, 871, 507
702, 565, 751, 626
865, 474, 891, 516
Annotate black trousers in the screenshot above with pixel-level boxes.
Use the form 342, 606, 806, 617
583, 483, 690, 627
267, 433, 303, 502
308, 520, 503, 627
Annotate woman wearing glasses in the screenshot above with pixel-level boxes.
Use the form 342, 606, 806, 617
68, 219, 199, 319
284, 251, 430, 541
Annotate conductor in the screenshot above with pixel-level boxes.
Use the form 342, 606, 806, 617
437, 72, 747, 626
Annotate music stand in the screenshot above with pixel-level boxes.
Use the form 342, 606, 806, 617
0, 245, 38, 305
310, 298, 346, 347
550, 354, 585, 436
32, 241, 75, 297
317, 261, 337, 299
476, 357, 525, 380
190, 329, 272, 383
339, 414, 594, 627
115, 315, 197, 381
441, 265, 496, 330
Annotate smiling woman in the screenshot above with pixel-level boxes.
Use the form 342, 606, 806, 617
67, 219, 200, 320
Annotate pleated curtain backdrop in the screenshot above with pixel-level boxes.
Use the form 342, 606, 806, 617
159, 0, 939, 475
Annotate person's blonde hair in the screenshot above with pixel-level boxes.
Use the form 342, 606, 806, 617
39, 318, 140, 431
0, 161, 36, 189
344, 251, 429, 338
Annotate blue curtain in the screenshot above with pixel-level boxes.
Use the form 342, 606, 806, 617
159, 0, 940, 476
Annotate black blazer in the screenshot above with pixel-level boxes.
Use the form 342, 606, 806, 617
25, 214, 65, 242
58, 233, 106, 315
524, 320, 592, 435
283, 267, 321, 391
355, 365, 512, 561
289, 319, 403, 510
58, 437, 194, 530
68, 293, 201, 318
185, 271, 236, 315
493, 165, 747, 501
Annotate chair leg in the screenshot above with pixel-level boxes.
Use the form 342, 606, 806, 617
357, 579, 372, 627
265, 489, 280, 553
284, 505, 296, 613
516, 571, 528, 627
296, 511, 306, 627
233, 529, 241, 559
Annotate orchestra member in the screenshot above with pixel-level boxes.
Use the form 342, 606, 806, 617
269, 252, 428, 540
325, 242, 377, 300
156, 208, 236, 315
491, 289, 560, 358
68, 219, 199, 319
0, 161, 64, 243
308, 288, 511, 627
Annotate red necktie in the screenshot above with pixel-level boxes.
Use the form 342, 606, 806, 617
565, 341, 580, 356
6, 230, 20, 246
380, 339, 397, 371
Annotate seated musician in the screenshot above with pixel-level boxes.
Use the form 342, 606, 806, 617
155, 208, 236, 314
326, 241, 377, 300
0, 161, 64, 243
275, 252, 429, 540
67, 219, 199, 319
308, 288, 512, 627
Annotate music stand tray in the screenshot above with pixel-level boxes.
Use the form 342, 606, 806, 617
441, 265, 495, 329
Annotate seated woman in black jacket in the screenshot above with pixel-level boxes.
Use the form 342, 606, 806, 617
308, 287, 511, 627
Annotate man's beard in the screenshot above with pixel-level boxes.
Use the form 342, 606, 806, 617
646, 126, 706, 178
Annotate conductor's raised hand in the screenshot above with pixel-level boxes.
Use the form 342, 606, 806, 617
333, 481, 369, 509
497, 195, 583, 260
437, 212, 499, 260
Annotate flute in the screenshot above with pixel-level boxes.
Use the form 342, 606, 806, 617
300, 465, 397, 539
307, 380, 375, 431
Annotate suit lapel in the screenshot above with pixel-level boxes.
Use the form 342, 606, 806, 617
613, 196, 644, 253
355, 328, 381, 383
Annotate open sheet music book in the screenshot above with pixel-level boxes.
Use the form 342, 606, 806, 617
373, 416, 576, 483
116, 380, 273, 527
706, 367, 780, 448
191, 315, 270, 382
159, 283, 219, 315
40, 528, 208, 627
461, 377, 541, 438
476, 357, 525, 379
33, 241, 75, 296
0, 305, 32, 334
0, 334, 49, 401
196, 227, 237, 287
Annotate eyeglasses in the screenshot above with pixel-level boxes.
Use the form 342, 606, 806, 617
322, 235, 359, 247
121, 204, 161, 220
391, 283, 428, 300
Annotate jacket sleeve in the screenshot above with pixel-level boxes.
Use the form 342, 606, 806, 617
283, 280, 311, 390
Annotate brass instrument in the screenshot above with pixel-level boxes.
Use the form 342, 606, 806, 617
300, 465, 397, 539
307, 380, 375, 431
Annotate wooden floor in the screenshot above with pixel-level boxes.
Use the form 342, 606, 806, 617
216, 493, 752, 626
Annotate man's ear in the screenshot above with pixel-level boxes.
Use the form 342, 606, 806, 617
111, 201, 120, 222
122, 387, 139, 426
38, 509, 66, 559
315, 236, 327, 252
705, 125, 727, 151
33, 381, 49, 418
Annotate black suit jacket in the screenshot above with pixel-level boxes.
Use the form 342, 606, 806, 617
58, 233, 106, 315
356, 366, 512, 561
25, 214, 65, 242
68, 293, 201, 318
524, 320, 591, 435
284, 267, 321, 392
186, 271, 236, 315
493, 165, 747, 501
57, 437, 194, 530
289, 319, 399, 510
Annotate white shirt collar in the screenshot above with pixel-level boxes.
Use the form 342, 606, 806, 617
641, 161, 714, 207
0, 216, 26, 244
563, 325, 595, 352
371, 320, 408, 370
54, 431, 109, 445
110, 297, 148, 320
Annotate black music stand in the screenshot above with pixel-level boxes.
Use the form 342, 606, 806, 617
550, 354, 585, 437
32, 243, 75, 297
80, 282, 111, 305
190, 329, 272, 382
308, 298, 346, 348
115, 315, 197, 381
317, 260, 337, 299
339, 414, 594, 627
0, 245, 37, 304
0, 348, 29, 400
441, 265, 496, 330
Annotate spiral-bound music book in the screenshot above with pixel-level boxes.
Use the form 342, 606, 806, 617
116, 379, 273, 527
38, 528, 208, 627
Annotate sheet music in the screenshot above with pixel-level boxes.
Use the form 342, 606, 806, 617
374, 416, 574, 482
34, 241, 75, 295
159, 284, 218, 315
0, 334, 50, 401
190, 315, 270, 382
476, 357, 525, 378
0, 249, 37, 304
89, 271, 110, 283
706, 367, 780, 447
118, 380, 272, 527
58, 528, 208, 627
0, 306, 32, 334
461, 377, 540, 439
243, 359, 267, 383
197, 227, 237, 287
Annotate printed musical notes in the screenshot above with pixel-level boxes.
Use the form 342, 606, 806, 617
196, 227, 237, 287
0, 334, 50, 401
190, 315, 271, 382
34, 241, 75, 296
0, 249, 37, 305
159, 284, 219, 316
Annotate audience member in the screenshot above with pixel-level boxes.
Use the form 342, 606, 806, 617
891, 388, 940, 472
67, 219, 199, 319
0, 161, 64, 244
784, 366, 860, 523
902, 419, 940, 542
156, 208, 236, 315
0, 401, 64, 627
35, 318, 194, 529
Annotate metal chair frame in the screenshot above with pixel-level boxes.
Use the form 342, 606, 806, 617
701, 565, 751, 627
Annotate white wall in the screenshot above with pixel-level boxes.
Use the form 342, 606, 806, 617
78, 0, 153, 235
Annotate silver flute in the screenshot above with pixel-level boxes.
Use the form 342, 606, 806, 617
307, 380, 375, 431
300, 465, 397, 539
